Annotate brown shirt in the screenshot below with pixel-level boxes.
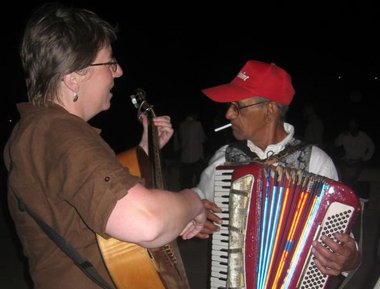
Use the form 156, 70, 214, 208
3, 103, 141, 289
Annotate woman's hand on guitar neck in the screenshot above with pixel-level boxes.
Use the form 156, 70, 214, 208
138, 114, 174, 155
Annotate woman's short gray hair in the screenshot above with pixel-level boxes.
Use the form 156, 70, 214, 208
20, 3, 118, 106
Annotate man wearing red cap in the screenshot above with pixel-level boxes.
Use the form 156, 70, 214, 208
193, 60, 360, 278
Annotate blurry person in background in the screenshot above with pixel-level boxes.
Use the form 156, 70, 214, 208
178, 112, 207, 189
303, 102, 325, 149
334, 117, 375, 200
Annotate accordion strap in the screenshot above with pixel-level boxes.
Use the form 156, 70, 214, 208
226, 139, 309, 166
260, 141, 308, 165
16, 196, 114, 289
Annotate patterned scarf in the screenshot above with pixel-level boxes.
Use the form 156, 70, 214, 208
225, 139, 312, 171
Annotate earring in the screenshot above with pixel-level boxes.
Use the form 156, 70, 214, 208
73, 93, 79, 102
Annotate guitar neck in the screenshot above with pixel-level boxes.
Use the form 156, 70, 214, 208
131, 88, 164, 190
149, 124, 164, 189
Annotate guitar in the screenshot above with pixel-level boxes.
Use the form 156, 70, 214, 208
97, 89, 191, 289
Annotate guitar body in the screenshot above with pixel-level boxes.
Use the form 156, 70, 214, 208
97, 147, 166, 289
97, 235, 165, 289
97, 88, 191, 289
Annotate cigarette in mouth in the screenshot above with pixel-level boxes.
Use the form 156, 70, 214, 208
214, 123, 232, 132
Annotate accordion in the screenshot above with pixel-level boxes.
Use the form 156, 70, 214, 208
210, 163, 361, 289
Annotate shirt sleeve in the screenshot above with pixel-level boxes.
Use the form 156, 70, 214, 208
309, 146, 339, 181
49, 118, 142, 235
193, 145, 228, 200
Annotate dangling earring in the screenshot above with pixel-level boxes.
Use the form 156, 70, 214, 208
73, 92, 79, 102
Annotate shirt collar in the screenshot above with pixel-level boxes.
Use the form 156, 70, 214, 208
246, 123, 295, 160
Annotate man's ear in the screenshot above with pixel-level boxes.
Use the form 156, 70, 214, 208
266, 101, 277, 115
265, 102, 277, 122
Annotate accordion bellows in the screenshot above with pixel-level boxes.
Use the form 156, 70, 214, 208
211, 163, 361, 289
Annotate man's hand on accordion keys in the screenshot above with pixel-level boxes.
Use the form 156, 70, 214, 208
195, 199, 223, 239
312, 232, 361, 276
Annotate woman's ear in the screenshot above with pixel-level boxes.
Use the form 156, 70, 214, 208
62, 72, 80, 92
61, 72, 84, 103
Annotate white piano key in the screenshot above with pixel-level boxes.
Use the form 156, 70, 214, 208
210, 277, 227, 289
211, 263, 227, 275
211, 253, 228, 263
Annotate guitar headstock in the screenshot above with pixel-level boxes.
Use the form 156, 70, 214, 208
130, 88, 156, 119
130, 88, 163, 187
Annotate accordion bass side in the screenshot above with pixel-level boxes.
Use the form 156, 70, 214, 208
211, 163, 361, 289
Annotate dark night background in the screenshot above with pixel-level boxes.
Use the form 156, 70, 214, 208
1, 0, 379, 159
0, 3, 379, 288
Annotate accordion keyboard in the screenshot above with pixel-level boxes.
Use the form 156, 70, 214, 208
210, 168, 233, 289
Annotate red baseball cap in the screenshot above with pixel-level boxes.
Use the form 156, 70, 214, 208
202, 60, 295, 105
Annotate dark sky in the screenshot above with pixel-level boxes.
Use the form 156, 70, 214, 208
1, 1, 379, 151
